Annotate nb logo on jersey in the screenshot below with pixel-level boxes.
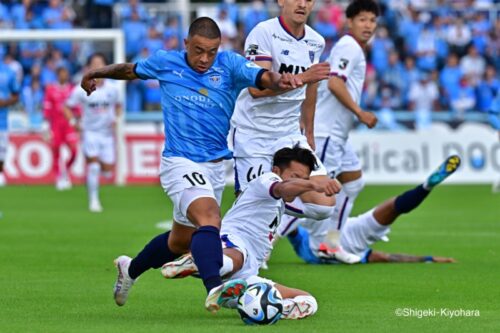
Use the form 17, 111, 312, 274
281, 49, 290, 56
279, 63, 308, 75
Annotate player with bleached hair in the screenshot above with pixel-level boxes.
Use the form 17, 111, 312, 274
65, 53, 122, 213
163, 146, 341, 319
0, 59, 20, 187
230, 0, 339, 258
80, 17, 330, 312
280, 155, 461, 264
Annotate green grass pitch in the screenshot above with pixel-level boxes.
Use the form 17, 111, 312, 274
0, 184, 499, 332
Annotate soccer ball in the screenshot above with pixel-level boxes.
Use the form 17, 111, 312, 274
237, 282, 283, 325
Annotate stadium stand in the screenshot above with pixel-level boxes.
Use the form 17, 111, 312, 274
0, 0, 498, 130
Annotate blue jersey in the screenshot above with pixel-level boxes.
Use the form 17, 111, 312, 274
0, 63, 21, 131
135, 50, 266, 162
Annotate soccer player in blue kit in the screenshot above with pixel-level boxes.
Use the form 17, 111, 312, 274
0, 60, 20, 187
80, 17, 330, 312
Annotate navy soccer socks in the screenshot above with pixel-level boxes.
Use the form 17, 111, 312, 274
128, 231, 179, 280
394, 184, 430, 214
190, 225, 223, 293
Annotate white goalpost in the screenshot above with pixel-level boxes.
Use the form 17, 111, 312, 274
0, 29, 128, 185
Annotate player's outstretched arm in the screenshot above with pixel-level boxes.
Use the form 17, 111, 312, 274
81, 63, 138, 96
259, 62, 330, 92
273, 178, 341, 202
328, 76, 377, 128
368, 251, 456, 263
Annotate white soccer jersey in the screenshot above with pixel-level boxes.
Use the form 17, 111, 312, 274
231, 17, 325, 137
66, 80, 120, 135
315, 35, 366, 142
221, 172, 285, 263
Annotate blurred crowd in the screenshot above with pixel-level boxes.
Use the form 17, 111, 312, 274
0, 0, 499, 129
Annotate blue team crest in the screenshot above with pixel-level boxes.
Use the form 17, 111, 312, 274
309, 51, 315, 63
209, 74, 222, 88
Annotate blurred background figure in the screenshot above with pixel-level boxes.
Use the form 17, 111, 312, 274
43, 66, 78, 190
408, 71, 439, 130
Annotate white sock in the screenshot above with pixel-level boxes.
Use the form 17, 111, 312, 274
330, 178, 365, 232
300, 217, 330, 253
219, 254, 234, 277
87, 162, 101, 202
285, 197, 334, 220
277, 214, 302, 237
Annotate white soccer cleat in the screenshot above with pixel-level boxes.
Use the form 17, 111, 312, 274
113, 255, 135, 306
89, 199, 103, 213
161, 253, 198, 278
317, 243, 361, 264
205, 279, 247, 313
56, 176, 72, 191
282, 295, 318, 320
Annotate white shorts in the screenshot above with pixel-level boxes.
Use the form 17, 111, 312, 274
82, 131, 115, 165
220, 232, 276, 286
233, 131, 327, 192
0, 131, 8, 162
160, 156, 225, 227
339, 210, 391, 258
315, 137, 361, 178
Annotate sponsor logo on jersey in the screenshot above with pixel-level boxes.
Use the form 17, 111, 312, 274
247, 44, 259, 55
339, 58, 349, 70
272, 33, 292, 43
208, 74, 222, 88
304, 40, 323, 49
173, 69, 184, 78
279, 63, 308, 74
281, 49, 290, 56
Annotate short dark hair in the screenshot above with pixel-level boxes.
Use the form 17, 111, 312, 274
87, 52, 108, 66
272, 145, 318, 174
188, 17, 221, 39
346, 0, 380, 19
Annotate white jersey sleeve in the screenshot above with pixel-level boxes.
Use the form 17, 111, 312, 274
314, 35, 366, 142
244, 24, 273, 62
251, 172, 282, 200
329, 37, 362, 81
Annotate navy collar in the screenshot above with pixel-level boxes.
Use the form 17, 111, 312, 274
278, 16, 305, 41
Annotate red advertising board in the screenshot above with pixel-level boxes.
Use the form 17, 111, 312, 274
4, 133, 164, 184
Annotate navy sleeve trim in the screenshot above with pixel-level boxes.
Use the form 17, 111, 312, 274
330, 72, 347, 82
255, 68, 268, 90
133, 63, 145, 80
269, 181, 281, 200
